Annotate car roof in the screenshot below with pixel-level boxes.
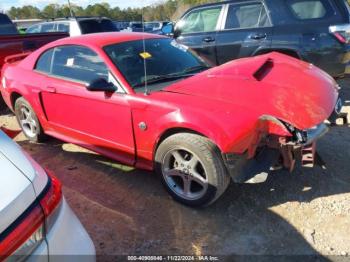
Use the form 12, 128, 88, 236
184, 0, 259, 12
50, 32, 166, 48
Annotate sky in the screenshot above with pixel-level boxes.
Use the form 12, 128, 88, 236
0, 0, 163, 11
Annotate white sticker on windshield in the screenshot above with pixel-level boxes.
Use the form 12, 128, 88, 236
66, 58, 74, 67
171, 40, 188, 52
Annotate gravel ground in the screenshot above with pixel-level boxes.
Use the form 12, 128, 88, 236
0, 82, 350, 261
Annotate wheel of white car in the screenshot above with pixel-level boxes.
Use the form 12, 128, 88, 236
14, 97, 47, 142
155, 133, 231, 207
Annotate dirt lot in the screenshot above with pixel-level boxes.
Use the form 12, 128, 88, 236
1, 82, 350, 260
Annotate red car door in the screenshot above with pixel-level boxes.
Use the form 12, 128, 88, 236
37, 45, 135, 165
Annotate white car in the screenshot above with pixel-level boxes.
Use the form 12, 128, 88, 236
26, 17, 118, 37
0, 129, 95, 261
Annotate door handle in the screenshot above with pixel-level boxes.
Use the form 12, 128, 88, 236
202, 36, 215, 43
43, 86, 56, 93
250, 33, 267, 40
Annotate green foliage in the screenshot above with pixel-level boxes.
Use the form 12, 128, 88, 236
7, 0, 221, 21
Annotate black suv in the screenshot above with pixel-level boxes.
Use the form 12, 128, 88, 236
165, 0, 350, 78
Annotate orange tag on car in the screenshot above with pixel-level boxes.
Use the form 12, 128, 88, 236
139, 52, 152, 59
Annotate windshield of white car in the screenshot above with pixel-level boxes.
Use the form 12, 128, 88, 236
104, 38, 210, 92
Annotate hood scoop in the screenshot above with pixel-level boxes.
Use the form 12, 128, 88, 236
204, 54, 276, 82
253, 58, 274, 81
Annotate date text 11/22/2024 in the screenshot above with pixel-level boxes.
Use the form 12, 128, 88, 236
127, 255, 219, 261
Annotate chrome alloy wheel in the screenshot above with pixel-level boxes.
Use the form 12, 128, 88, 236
18, 105, 37, 138
162, 148, 209, 201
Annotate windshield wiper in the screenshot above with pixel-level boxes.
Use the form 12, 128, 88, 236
180, 65, 211, 74
134, 74, 189, 88
133, 65, 211, 88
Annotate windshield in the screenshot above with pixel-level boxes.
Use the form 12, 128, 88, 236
79, 19, 118, 34
104, 38, 210, 92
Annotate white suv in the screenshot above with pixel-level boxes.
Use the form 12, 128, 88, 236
26, 17, 118, 36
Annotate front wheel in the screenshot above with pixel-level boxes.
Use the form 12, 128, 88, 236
155, 133, 230, 207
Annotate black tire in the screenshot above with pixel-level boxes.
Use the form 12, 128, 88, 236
0, 95, 6, 112
155, 133, 230, 207
14, 97, 47, 142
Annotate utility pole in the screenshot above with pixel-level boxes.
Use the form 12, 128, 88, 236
67, 0, 74, 17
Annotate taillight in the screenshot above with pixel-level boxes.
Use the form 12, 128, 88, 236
333, 31, 348, 43
0, 205, 44, 260
329, 24, 350, 44
39, 171, 62, 217
0, 171, 62, 261
0, 127, 21, 139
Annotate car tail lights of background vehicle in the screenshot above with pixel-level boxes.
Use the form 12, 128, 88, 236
329, 24, 350, 44
0, 171, 62, 260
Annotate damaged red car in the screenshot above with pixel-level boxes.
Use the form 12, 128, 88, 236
0, 33, 341, 206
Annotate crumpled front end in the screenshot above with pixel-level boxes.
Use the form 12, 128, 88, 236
223, 116, 329, 184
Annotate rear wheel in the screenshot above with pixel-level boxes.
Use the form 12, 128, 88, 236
14, 97, 47, 142
155, 133, 230, 207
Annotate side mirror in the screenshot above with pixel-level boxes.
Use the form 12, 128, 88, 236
86, 78, 116, 92
161, 23, 174, 36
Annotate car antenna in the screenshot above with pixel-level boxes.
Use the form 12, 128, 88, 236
141, 7, 149, 96
67, 0, 75, 18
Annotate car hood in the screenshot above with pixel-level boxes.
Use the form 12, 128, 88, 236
0, 131, 47, 233
164, 52, 338, 130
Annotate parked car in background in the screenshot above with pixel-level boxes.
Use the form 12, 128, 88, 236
0, 13, 67, 110
0, 14, 19, 35
0, 33, 341, 206
26, 17, 119, 36
163, 0, 350, 78
0, 128, 95, 260
113, 20, 130, 31
146, 21, 172, 35
144, 21, 170, 32
13, 18, 44, 32
125, 22, 149, 32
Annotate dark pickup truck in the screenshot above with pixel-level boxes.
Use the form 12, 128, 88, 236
164, 0, 350, 78
0, 14, 67, 109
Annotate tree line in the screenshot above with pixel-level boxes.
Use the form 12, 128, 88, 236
7, 0, 220, 21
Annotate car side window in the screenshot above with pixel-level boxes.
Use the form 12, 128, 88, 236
35, 48, 54, 74
57, 23, 69, 33
178, 6, 222, 34
26, 25, 40, 34
50, 45, 109, 84
286, 0, 330, 20
41, 23, 55, 33
225, 3, 271, 30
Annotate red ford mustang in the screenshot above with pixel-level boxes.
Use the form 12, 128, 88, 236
0, 33, 341, 206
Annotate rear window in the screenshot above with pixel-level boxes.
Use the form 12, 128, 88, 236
0, 14, 18, 35
78, 19, 118, 34
287, 0, 332, 20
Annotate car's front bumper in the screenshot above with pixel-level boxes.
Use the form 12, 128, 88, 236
223, 124, 329, 183
29, 198, 95, 262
